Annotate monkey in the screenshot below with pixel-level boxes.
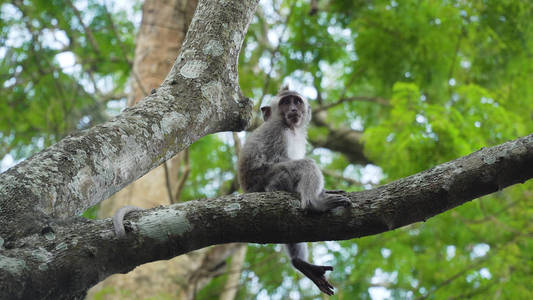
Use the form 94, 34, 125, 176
111, 88, 350, 294
238, 87, 351, 295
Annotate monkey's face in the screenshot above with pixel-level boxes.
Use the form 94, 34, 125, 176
278, 95, 306, 128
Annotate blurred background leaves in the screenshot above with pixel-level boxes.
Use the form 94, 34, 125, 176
1, 0, 532, 299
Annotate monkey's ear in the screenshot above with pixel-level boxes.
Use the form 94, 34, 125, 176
261, 106, 272, 121
280, 85, 289, 92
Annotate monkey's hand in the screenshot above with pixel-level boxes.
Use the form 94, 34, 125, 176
112, 206, 142, 237
292, 258, 335, 295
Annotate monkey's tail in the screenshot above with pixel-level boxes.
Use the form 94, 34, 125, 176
112, 205, 142, 237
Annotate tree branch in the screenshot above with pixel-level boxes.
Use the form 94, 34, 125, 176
314, 96, 389, 113
322, 168, 361, 186
0, 133, 530, 299
310, 110, 370, 164
173, 149, 190, 203
0, 0, 258, 239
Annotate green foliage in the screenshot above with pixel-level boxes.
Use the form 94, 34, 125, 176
180, 134, 237, 201
234, 0, 533, 299
364, 82, 526, 178
0, 0, 136, 160
81, 203, 99, 220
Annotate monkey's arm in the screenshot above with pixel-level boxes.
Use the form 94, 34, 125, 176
112, 206, 143, 237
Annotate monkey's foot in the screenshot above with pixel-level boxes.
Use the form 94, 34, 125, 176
323, 193, 351, 210
292, 258, 335, 295
307, 193, 351, 213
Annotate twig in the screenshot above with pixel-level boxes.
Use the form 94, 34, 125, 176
99, 92, 128, 103
163, 162, 174, 204
255, 2, 296, 110
66, 0, 101, 55
322, 168, 361, 186
232, 132, 242, 160
102, 2, 149, 99
173, 149, 190, 203
315, 96, 389, 113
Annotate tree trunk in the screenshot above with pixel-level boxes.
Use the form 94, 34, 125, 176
87, 1, 240, 299
219, 244, 247, 300
0, 0, 257, 298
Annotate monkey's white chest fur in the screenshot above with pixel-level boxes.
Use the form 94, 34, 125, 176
285, 129, 306, 160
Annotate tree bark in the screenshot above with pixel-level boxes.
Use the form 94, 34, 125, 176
0, 0, 258, 299
88, 0, 205, 299
0, 0, 257, 241
127, 0, 198, 106
0, 133, 531, 299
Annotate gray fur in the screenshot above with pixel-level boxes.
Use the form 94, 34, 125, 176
238, 89, 350, 295
112, 205, 142, 237
285, 243, 308, 261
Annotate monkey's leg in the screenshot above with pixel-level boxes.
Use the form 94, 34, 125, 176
286, 159, 350, 212
112, 205, 142, 237
285, 243, 335, 295
267, 159, 351, 212
294, 160, 351, 211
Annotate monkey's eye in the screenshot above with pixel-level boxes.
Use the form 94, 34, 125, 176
280, 97, 289, 105
294, 97, 303, 105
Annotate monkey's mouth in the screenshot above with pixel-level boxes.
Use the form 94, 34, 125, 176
287, 113, 300, 122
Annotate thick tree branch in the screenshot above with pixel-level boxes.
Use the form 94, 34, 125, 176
1, 134, 530, 299
310, 110, 370, 164
0, 0, 258, 239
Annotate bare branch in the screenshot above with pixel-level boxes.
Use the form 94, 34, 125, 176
98, 92, 128, 103
310, 111, 369, 164
322, 168, 361, 186
66, 0, 101, 54
163, 161, 174, 204
0, 133, 530, 299
315, 96, 389, 113
173, 149, 191, 203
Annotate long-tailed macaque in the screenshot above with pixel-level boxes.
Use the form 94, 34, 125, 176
238, 88, 350, 295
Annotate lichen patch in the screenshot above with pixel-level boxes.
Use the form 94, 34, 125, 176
180, 60, 208, 79
232, 31, 242, 49
31, 247, 52, 263
138, 209, 192, 242
224, 202, 241, 217
201, 81, 224, 114
0, 255, 27, 275
203, 39, 224, 57
161, 111, 188, 134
